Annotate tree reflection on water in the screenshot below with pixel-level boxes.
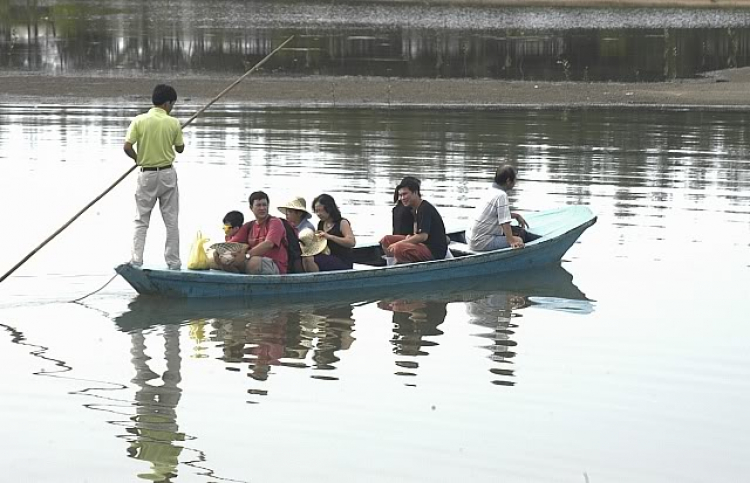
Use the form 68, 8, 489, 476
1, 1, 749, 81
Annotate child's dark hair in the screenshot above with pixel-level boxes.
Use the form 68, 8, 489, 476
312, 194, 342, 223
152, 84, 177, 106
223, 210, 244, 228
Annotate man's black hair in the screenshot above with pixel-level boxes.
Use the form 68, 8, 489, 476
248, 191, 269, 207
152, 84, 177, 106
393, 176, 421, 204
396, 178, 421, 197
223, 210, 244, 228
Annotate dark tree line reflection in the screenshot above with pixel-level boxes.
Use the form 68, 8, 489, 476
2, 3, 750, 81
2, 105, 748, 219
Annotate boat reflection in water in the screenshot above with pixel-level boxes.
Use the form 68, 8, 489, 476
110, 264, 590, 476
115, 263, 591, 390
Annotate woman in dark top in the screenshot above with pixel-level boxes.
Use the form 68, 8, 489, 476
303, 194, 356, 272
392, 176, 421, 235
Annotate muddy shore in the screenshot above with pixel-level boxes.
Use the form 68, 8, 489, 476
2, 69, 750, 108
349, 0, 750, 6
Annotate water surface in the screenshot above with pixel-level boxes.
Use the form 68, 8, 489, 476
0, 104, 749, 481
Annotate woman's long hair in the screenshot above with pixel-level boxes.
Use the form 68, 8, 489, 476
313, 194, 342, 222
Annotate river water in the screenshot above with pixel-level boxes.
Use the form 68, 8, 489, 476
2, 0, 750, 481
0, 103, 749, 482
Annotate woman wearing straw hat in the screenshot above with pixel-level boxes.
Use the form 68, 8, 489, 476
303, 194, 356, 272
278, 196, 316, 233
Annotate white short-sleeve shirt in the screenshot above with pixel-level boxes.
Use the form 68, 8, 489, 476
466, 184, 512, 250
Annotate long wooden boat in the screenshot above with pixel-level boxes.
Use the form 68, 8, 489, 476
116, 205, 596, 299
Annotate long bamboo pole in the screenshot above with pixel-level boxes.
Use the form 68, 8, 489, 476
0, 35, 295, 284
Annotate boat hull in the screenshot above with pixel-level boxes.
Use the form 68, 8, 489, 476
116, 205, 596, 299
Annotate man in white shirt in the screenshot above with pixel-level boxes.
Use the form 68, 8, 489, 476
466, 165, 528, 251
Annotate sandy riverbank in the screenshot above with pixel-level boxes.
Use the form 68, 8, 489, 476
2, 69, 750, 108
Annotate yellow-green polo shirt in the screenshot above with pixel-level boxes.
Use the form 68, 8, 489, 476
125, 107, 184, 168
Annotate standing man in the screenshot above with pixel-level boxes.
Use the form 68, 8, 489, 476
466, 164, 528, 251
244, 191, 289, 275
380, 178, 447, 264
124, 84, 185, 270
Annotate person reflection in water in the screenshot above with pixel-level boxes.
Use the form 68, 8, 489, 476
245, 312, 296, 382
127, 326, 185, 481
209, 310, 312, 394
466, 292, 527, 386
307, 305, 356, 376
378, 299, 447, 380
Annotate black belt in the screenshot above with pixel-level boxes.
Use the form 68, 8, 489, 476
140, 165, 172, 172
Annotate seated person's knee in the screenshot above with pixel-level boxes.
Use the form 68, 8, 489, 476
392, 243, 409, 262
245, 256, 262, 274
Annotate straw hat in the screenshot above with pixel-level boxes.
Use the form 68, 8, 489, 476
278, 196, 311, 219
298, 229, 328, 257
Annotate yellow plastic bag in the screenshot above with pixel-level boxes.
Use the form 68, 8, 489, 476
187, 231, 210, 270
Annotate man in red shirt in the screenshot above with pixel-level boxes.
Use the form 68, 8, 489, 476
242, 191, 288, 275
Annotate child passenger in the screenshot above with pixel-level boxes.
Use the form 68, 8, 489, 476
223, 210, 246, 241
210, 210, 249, 272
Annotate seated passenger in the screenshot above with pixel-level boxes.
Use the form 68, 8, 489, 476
278, 196, 316, 233
303, 194, 355, 272
243, 191, 289, 274
210, 210, 247, 271
223, 210, 245, 242
466, 165, 529, 251
392, 176, 420, 236
380, 178, 447, 264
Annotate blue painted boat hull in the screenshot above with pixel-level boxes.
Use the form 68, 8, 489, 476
116, 205, 596, 299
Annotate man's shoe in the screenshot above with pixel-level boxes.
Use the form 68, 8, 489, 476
167, 264, 181, 271
129, 260, 143, 268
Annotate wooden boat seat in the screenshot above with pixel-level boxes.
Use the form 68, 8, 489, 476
448, 241, 483, 257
